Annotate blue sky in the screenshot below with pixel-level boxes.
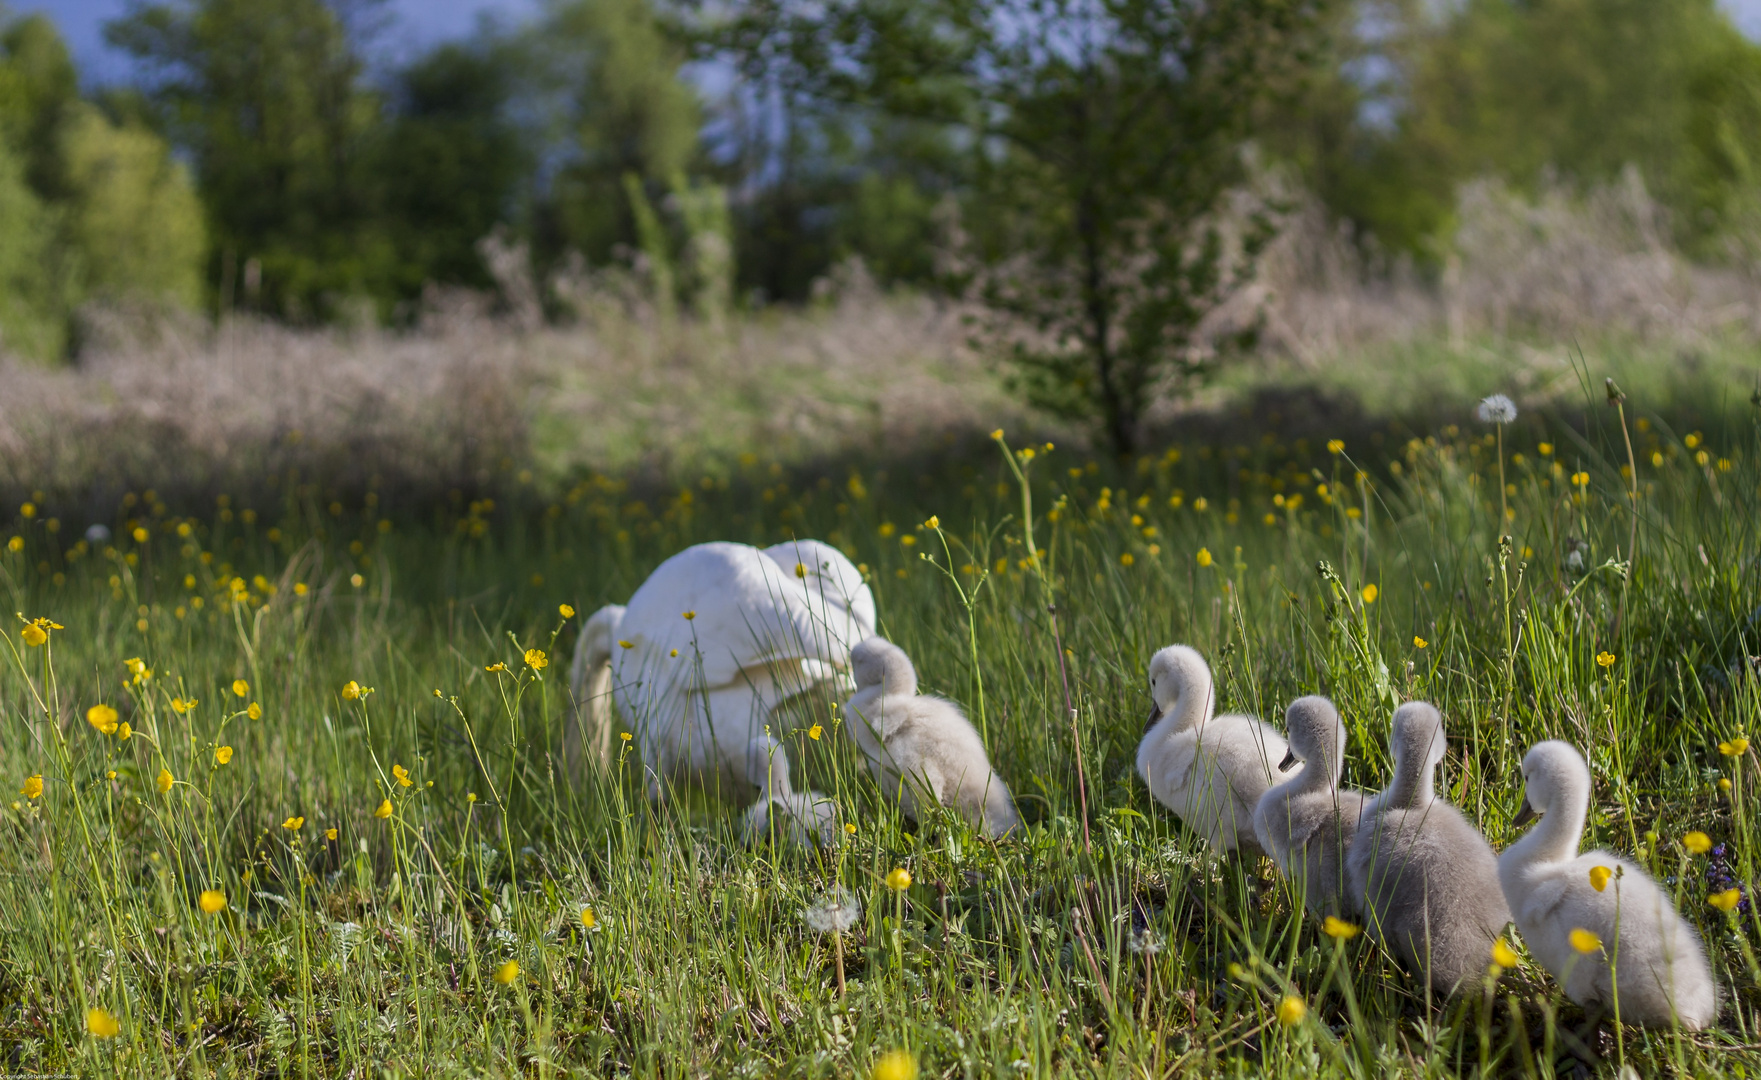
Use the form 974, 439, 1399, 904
16, 0, 1761, 86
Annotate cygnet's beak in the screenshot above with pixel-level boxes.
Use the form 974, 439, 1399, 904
1512, 796, 1537, 828
1144, 703, 1163, 735
1278, 748, 1299, 772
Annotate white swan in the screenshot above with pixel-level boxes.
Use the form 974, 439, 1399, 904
1499, 740, 1717, 1028
842, 636, 1021, 837
1253, 695, 1368, 918
1135, 644, 1298, 855
740, 736, 840, 847
1347, 702, 1512, 993
568, 539, 876, 815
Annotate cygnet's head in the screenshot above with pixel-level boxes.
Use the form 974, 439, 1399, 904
851, 636, 916, 695
1145, 644, 1212, 734
1390, 701, 1446, 775
1513, 739, 1590, 827
1279, 695, 1345, 777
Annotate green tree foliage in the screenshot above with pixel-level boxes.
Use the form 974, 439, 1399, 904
0, 13, 202, 360
726, 0, 1337, 454
1297, 0, 1761, 259
373, 42, 532, 297
108, 0, 386, 318
530, 0, 701, 267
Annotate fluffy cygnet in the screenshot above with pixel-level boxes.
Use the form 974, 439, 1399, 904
1347, 702, 1512, 993
740, 737, 840, 847
843, 637, 1022, 837
1253, 695, 1368, 918
1499, 741, 1717, 1028
1135, 645, 1298, 855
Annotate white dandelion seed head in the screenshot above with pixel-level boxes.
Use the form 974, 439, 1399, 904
1128, 928, 1166, 955
802, 887, 862, 934
1478, 394, 1518, 424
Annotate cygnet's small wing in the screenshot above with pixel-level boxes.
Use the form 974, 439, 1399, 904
618, 542, 851, 690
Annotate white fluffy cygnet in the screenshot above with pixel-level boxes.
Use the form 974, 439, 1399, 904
843, 637, 1022, 838
1347, 702, 1512, 993
740, 737, 840, 847
1499, 740, 1717, 1028
1135, 645, 1298, 855
1253, 695, 1368, 918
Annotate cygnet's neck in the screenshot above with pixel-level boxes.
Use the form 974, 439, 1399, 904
1295, 732, 1342, 794
1383, 746, 1437, 810
1163, 660, 1215, 734
1510, 769, 1589, 867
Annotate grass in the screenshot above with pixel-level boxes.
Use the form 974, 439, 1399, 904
2, 363, 1760, 1078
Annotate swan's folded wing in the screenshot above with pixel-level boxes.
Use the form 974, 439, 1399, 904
618, 542, 857, 688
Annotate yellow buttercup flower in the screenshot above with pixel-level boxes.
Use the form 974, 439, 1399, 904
494, 960, 520, 985
199, 890, 226, 914
18, 616, 58, 647
1491, 939, 1519, 968
844, 822, 857, 835
618, 640, 634, 649
581, 906, 597, 930
1588, 865, 1612, 892
156, 768, 174, 794
1326, 439, 1344, 454
21, 774, 43, 800
1720, 777, 1733, 793
1711, 889, 1742, 912
524, 648, 547, 671
1119, 552, 1135, 567
1569, 928, 1602, 954
86, 1007, 120, 1038
393, 764, 412, 788
871, 1050, 918, 1080
886, 867, 912, 891
1413, 637, 1427, 649
87, 704, 119, 735
232, 679, 249, 698
326, 827, 338, 841
807, 724, 823, 741
341, 680, 363, 700
282, 816, 304, 830
374, 799, 392, 819
171, 697, 196, 714
485, 662, 506, 672
118, 722, 132, 741
560, 604, 575, 618
1277, 995, 1307, 1026
247, 702, 261, 720
620, 732, 632, 742
1195, 547, 1212, 567
1596, 651, 1615, 668
923, 516, 939, 530
682, 610, 695, 620
1361, 584, 1378, 604
1684, 831, 1712, 855
214, 746, 233, 766
1720, 736, 1750, 757
1322, 916, 1359, 940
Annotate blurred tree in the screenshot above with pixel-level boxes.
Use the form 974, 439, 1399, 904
0, 133, 66, 359
1315, 0, 1761, 259
108, 0, 389, 319
529, 0, 701, 269
724, 0, 1336, 455
373, 41, 531, 298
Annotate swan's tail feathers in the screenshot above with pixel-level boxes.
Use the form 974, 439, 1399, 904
566, 603, 626, 775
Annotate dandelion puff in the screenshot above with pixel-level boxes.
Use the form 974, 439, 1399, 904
802, 888, 862, 934
1478, 394, 1518, 424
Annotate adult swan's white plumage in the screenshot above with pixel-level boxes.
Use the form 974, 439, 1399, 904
1499, 740, 1717, 1028
569, 540, 875, 826
1135, 645, 1297, 855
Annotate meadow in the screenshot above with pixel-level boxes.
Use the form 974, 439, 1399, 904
2, 341, 1760, 1078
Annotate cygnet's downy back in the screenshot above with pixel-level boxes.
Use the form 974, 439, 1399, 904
1253, 695, 1367, 918
843, 637, 1021, 837
1348, 702, 1512, 994
1136, 644, 1295, 855
1498, 740, 1717, 1028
